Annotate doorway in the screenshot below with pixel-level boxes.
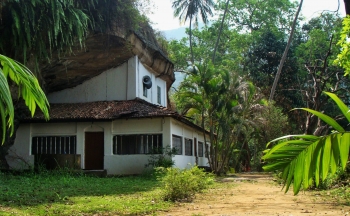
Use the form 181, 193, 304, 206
84, 132, 104, 170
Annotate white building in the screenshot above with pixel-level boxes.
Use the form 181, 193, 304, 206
7, 35, 210, 175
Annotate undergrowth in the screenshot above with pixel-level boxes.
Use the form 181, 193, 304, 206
157, 166, 215, 202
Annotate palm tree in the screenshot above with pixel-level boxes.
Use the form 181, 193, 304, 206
0, 55, 49, 144
172, 0, 215, 64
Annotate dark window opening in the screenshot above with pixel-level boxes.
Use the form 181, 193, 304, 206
185, 138, 193, 156
172, 135, 182, 155
113, 134, 162, 155
205, 143, 209, 158
143, 86, 148, 97
198, 141, 204, 157
32, 136, 76, 155
157, 86, 161, 104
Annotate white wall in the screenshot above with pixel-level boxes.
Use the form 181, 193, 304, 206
137, 61, 167, 107
170, 119, 210, 168
48, 56, 168, 107
6, 124, 32, 169
112, 118, 163, 133
8, 117, 209, 174
48, 63, 128, 103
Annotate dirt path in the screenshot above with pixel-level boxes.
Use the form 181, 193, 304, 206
158, 173, 350, 216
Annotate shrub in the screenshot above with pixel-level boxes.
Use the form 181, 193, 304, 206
159, 166, 214, 202
145, 146, 176, 169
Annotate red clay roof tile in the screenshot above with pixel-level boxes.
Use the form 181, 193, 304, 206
23, 98, 205, 132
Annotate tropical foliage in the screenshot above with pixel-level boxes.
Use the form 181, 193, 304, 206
0, 0, 147, 73
0, 0, 89, 69
335, 15, 350, 76
171, 0, 214, 63
174, 62, 239, 174
263, 92, 350, 195
173, 60, 272, 174
0, 55, 49, 143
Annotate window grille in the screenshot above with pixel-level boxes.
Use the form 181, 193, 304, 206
205, 143, 209, 158
157, 86, 161, 104
143, 86, 148, 97
172, 135, 182, 155
185, 138, 193, 156
32, 136, 76, 155
198, 141, 204, 157
113, 134, 162, 155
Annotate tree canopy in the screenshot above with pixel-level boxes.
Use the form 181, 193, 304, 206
167, 0, 349, 176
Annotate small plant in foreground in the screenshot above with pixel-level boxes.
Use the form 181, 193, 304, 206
158, 166, 214, 202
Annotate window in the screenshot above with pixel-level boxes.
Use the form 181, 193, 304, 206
143, 86, 148, 97
113, 134, 162, 155
172, 135, 182, 155
205, 143, 209, 158
198, 141, 203, 157
32, 136, 76, 155
157, 86, 161, 104
185, 138, 193, 156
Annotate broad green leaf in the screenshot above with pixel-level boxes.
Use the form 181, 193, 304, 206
322, 136, 332, 181
340, 133, 350, 170
293, 151, 305, 194
264, 139, 315, 158
330, 134, 340, 174
0, 54, 50, 144
324, 92, 350, 122
294, 108, 345, 132
266, 134, 319, 148
262, 89, 350, 195
314, 143, 322, 187
0, 70, 14, 142
284, 160, 295, 193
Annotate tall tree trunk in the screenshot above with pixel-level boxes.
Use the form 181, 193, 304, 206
212, 0, 229, 64
189, 16, 194, 64
269, 0, 303, 101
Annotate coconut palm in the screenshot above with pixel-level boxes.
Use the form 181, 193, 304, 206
0, 55, 49, 144
172, 0, 215, 64
263, 92, 350, 195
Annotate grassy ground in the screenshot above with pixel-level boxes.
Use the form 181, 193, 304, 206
1, 170, 349, 216
0, 170, 172, 215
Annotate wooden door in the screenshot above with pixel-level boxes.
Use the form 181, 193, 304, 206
85, 132, 104, 170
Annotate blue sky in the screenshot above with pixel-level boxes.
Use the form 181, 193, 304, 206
148, 0, 346, 31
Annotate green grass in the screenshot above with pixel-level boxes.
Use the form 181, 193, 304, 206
0, 170, 172, 215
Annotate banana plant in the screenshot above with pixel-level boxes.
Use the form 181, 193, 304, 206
0, 54, 49, 144
262, 92, 350, 195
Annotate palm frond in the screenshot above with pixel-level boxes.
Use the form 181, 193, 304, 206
0, 54, 49, 144
263, 92, 350, 195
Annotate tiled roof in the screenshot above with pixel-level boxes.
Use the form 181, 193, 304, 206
23, 98, 205, 132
